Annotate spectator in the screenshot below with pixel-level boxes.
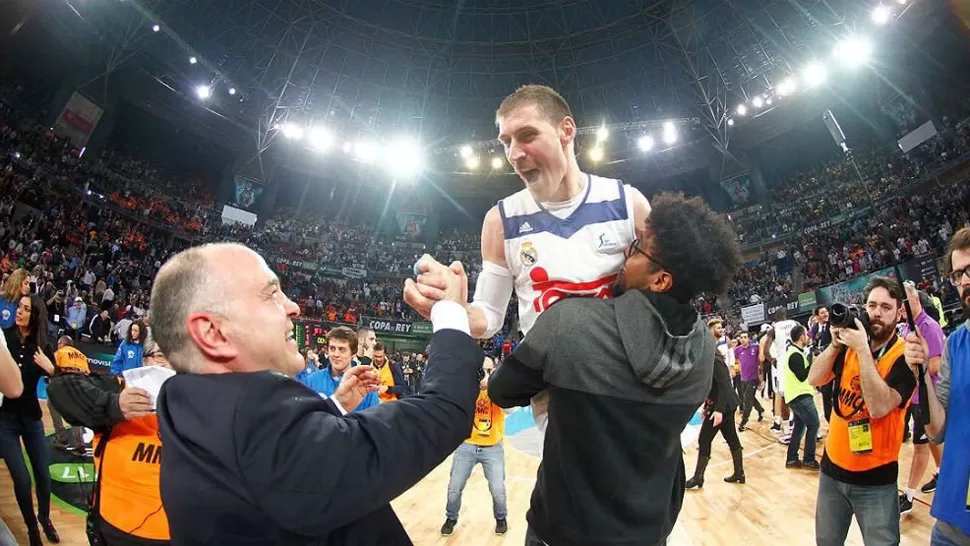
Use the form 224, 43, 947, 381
304, 327, 379, 412
66, 296, 87, 338
111, 319, 145, 376
0, 268, 28, 328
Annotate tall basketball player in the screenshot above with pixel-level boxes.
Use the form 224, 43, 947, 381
404, 84, 651, 455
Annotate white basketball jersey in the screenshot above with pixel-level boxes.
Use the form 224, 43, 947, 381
499, 174, 638, 336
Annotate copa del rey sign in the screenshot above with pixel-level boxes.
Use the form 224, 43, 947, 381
362, 317, 432, 336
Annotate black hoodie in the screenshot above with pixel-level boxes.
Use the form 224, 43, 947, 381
489, 290, 713, 546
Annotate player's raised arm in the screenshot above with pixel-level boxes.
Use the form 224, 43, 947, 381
467, 206, 514, 339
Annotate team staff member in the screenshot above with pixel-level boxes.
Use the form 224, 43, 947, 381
441, 356, 508, 537
488, 193, 741, 546
810, 306, 834, 423
50, 336, 89, 453
304, 328, 379, 412
48, 341, 171, 545
904, 227, 970, 544
685, 320, 744, 489
735, 332, 764, 431
372, 343, 410, 402
783, 325, 820, 471
152, 243, 483, 544
808, 277, 916, 546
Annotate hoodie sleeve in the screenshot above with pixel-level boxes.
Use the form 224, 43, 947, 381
111, 344, 125, 376
488, 305, 561, 408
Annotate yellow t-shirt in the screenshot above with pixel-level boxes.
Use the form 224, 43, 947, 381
54, 346, 90, 374
467, 389, 505, 447
376, 364, 397, 403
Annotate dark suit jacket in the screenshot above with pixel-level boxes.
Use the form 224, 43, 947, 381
156, 329, 482, 545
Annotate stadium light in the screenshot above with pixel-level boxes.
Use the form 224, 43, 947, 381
777, 78, 797, 96
727, 118, 735, 126
491, 157, 504, 170
281, 122, 305, 141
596, 126, 609, 142
228, 87, 236, 95
459, 145, 473, 158
871, 4, 892, 25
802, 62, 828, 87
308, 127, 333, 151
342, 142, 352, 153
736, 104, 748, 116
464, 156, 480, 170
751, 96, 764, 108
588, 147, 604, 162
189, 56, 198, 64
152, 24, 160, 32
834, 37, 873, 68
662, 124, 678, 145
638, 135, 655, 152
195, 85, 211, 100
354, 139, 376, 163
385, 137, 425, 177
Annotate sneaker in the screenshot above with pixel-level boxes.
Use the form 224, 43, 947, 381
738, 423, 747, 432
757, 411, 764, 422
921, 473, 938, 494
770, 422, 782, 432
441, 519, 457, 536
778, 434, 791, 445
785, 459, 801, 469
495, 518, 508, 535
801, 460, 820, 471
899, 494, 914, 516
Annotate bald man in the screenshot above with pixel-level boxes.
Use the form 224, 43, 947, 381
152, 243, 484, 546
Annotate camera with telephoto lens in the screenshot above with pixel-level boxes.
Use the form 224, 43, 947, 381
829, 303, 871, 336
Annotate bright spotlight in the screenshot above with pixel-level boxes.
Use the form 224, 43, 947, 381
152, 24, 160, 32
662, 129, 678, 145
752, 96, 764, 108
596, 126, 609, 142
637, 135, 654, 152
228, 87, 236, 95
308, 127, 333, 151
766, 97, 773, 106
195, 85, 211, 100
342, 142, 353, 153
777, 78, 797, 96
871, 4, 892, 25
491, 157, 504, 170
464, 156, 480, 170
588, 147, 604, 162
834, 37, 872, 68
354, 140, 376, 162
727, 118, 735, 126
281, 122, 305, 141
459, 145, 473, 158
802, 62, 828, 87
736, 104, 747, 116
189, 56, 198, 64
386, 138, 425, 177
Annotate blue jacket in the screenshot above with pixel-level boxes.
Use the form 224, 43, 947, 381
0, 297, 18, 329
111, 341, 144, 376
304, 365, 379, 413
66, 306, 87, 331
931, 322, 970, 537
295, 358, 327, 385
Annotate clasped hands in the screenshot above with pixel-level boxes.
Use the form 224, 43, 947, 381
403, 254, 469, 319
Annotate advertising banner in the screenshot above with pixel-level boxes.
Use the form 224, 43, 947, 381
362, 316, 432, 336
740, 303, 765, 326
54, 92, 104, 147
765, 296, 800, 319
797, 291, 818, 315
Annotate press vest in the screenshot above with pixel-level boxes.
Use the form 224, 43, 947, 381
54, 346, 90, 374
783, 346, 814, 404
95, 414, 170, 540
824, 337, 908, 474
930, 323, 970, 536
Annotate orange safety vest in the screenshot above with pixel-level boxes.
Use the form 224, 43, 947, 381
467, 389, 505, 447
824, 336, 909, 473
54, 346, 90, 375
95, 414, 170, 540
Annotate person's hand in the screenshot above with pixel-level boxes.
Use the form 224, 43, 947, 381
829, 326, 845, 349
403, 254, 448, 319
118, 387, 153, 420
378, 385, 389, 395
903, 331, 929, 373
837, 319, 870, 353
903, 281, 923, 318
335, 365, 380, 412
712, 411, 723, 428
33, 349, 53, 372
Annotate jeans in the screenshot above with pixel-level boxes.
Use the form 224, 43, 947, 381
816, 472, 900, 546
787, 395, 820, 462
739, 379, 764, 425
0, 412, 52, 528
931, 522, 970, 546
446, 442, 507, 521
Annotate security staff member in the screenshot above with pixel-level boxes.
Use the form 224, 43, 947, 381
48, 341, 171, 545
808, 277, 916, 546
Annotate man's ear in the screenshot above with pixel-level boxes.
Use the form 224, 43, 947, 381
186, 312, 238, 361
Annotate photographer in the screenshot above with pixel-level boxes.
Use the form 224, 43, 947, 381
808, 276, 916, 546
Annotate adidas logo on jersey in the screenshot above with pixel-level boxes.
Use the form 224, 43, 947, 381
518, 222, 533, 234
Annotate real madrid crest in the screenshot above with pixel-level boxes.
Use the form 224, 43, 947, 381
520, 241, 538, 267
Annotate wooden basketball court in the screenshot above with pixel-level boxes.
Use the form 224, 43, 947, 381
0, 399, 936, 545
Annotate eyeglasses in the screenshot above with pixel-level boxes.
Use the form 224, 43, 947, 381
627, 238, 669, 272
949, 266, 970, 287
